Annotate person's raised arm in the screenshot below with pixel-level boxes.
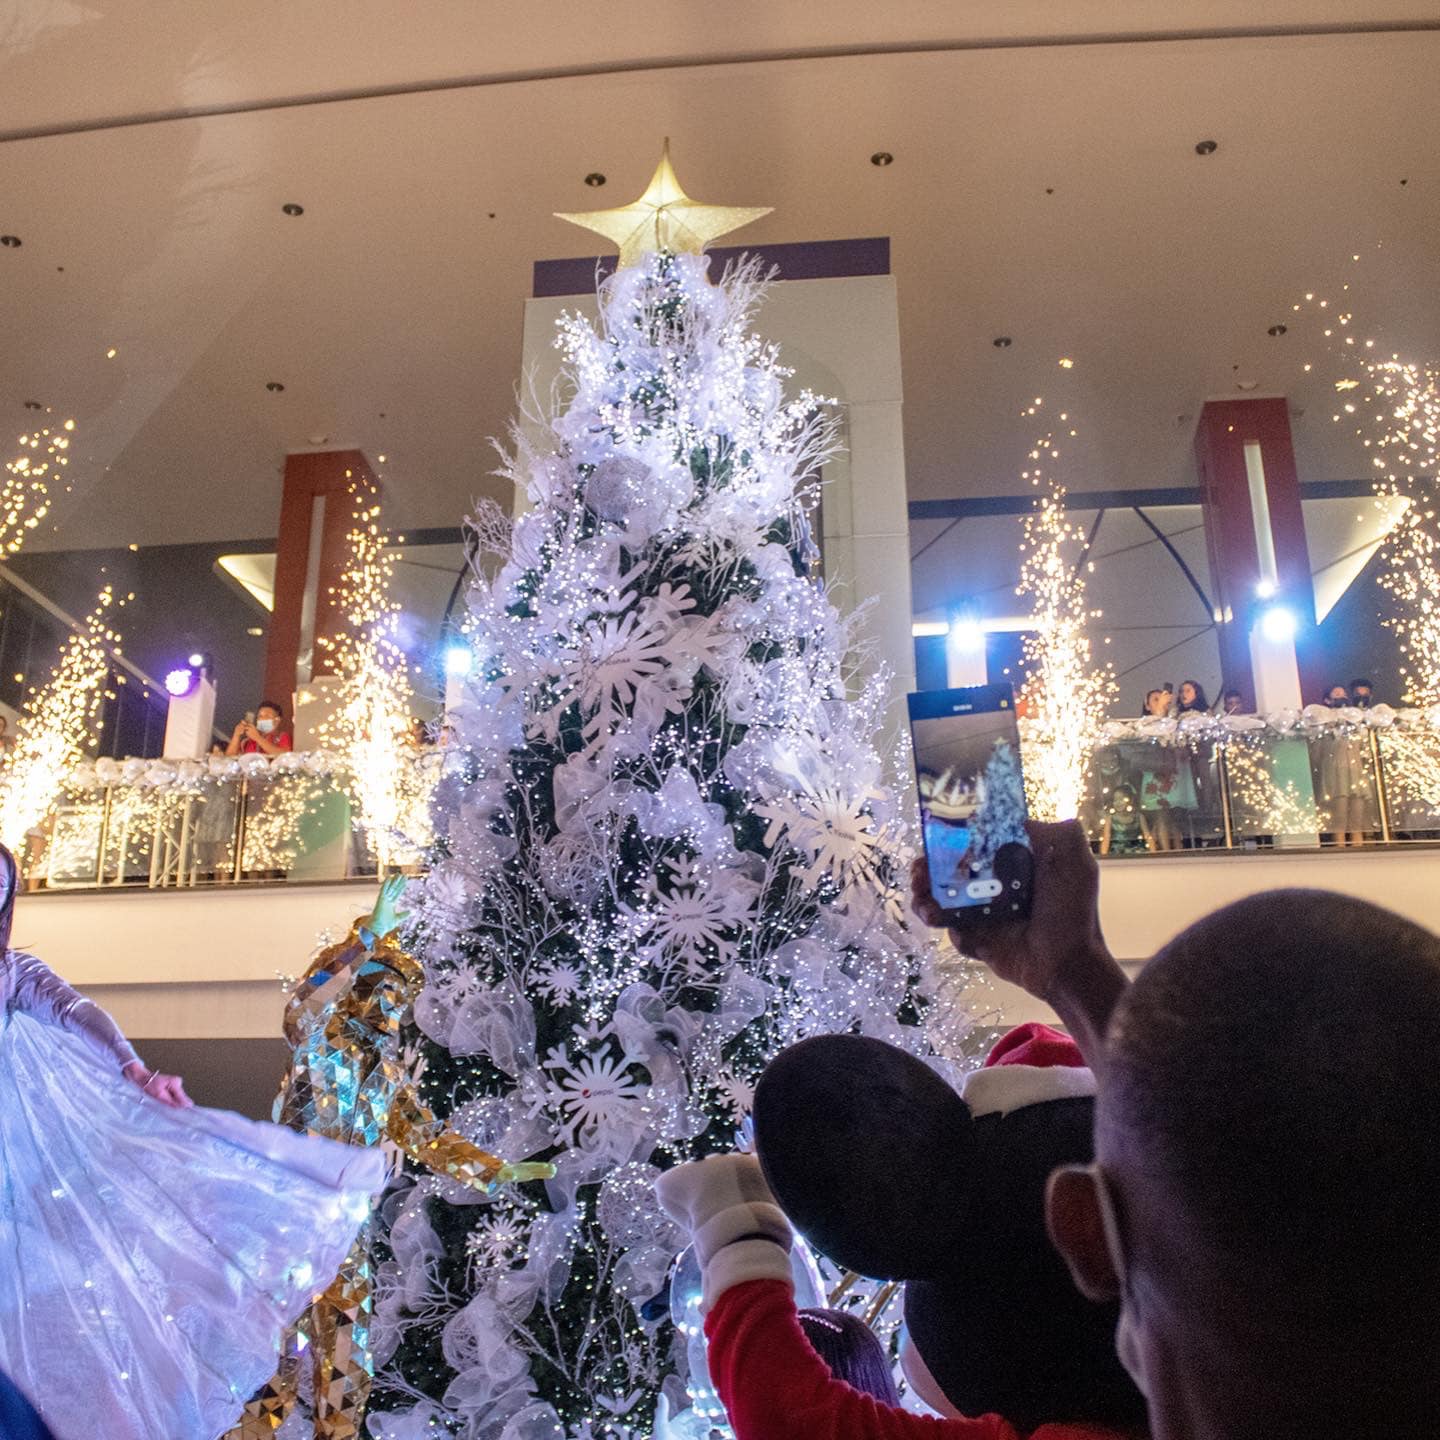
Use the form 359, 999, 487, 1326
657, 1155, 1009, 1440
911, 819, 1128, 1071
224, 719, 248, 757
6, 952, 191, 1105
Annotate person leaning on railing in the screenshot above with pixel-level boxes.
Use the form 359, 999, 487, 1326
223, 699, 294, 757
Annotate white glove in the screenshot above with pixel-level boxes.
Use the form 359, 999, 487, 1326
656, 1153, 794, 1312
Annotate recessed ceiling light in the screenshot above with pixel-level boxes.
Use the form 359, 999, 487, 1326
22, 400, 43, 411
1268, 324, 1288, 337
307, 433, 329, 445
870, 152, 894, 167
1194, 139, 1218, 156
992, 336, 1012, 348
266, 381, 285, 393
0, 235, 20, 248
246, 626, 265, 637
281, 203, 304, 216
1236, 379, 1258, 391
584, 173, 606, 188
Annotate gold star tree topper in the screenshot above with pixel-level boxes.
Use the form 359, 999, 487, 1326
556, 141, 772, 270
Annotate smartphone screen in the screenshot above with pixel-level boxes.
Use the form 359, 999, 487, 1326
908, 684, 1033, 918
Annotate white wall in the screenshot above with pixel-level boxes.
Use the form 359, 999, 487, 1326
20, 846, 1440, 1041
19, 881, 374, 1039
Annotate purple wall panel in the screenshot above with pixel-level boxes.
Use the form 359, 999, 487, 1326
533, 237, 890, 297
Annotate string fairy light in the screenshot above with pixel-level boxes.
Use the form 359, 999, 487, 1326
1013, 419, 1116, 821
0, 584, 121, 852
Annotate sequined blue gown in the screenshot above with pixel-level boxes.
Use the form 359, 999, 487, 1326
0, 949, 387, 1440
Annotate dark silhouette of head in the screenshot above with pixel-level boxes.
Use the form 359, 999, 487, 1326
1055, 889, 1440, 1438
797, 1308, 901, 1405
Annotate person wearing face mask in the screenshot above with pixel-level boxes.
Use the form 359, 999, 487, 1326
225, 699, 293, 757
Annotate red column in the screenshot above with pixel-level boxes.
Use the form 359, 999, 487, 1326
262, 450, 380, 709
1193, 398, 1318, 705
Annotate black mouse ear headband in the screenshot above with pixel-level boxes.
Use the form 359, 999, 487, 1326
752, 1034, 977, 1279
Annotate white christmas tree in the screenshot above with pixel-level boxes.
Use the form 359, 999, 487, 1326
964, 739, 1027, 872
367, 217, 969, 1436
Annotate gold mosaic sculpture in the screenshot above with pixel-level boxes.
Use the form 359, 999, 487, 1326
227, 879, 552, 1439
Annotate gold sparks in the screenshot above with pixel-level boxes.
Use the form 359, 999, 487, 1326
0, 585, 119, 852
1014, 431, 1116, 821
1366, 359, 1440, 707
314, 482, 426, 868
2, 421, 71, 554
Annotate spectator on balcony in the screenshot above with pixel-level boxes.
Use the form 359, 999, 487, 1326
1314, 684, 1374, 847
1138, 687, 1195, 851
1350, 677, 1376, 708
225, 700, 293, 758
1222, 689, 1246, 716
1176, 680, 1209, 715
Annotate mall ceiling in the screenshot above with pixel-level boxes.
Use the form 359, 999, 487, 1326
2, 2, 1438, 556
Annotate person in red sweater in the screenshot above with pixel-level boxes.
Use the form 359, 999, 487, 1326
656, 1023, 1145, 1440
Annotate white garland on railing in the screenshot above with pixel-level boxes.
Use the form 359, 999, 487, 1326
60, 710, 1438, 797
1096, 703, 1428, 747
65, 748, 444, 794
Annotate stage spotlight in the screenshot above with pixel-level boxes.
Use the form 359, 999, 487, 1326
187, 651, 205, 668
443, 644, 473, 679
165, 666, 199, 698
1259, 605, 1296, 643
949, 618, 986, 653
1254, 579, 1277, 599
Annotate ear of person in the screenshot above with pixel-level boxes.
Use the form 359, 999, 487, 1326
1045, 1165, 1121, 1303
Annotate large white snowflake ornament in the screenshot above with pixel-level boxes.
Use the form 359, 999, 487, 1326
755, 781, 885, 891
543, 1048, 648, 1145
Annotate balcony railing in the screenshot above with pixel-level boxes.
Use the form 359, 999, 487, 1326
27, 749, 442, 889
17, 704, 1439, 892
1080, 704, 1439, 853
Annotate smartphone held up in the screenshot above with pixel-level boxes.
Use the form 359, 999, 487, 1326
907, 683, 1033, 921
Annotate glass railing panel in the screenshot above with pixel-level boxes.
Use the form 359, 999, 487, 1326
1375, 721, 1440, 840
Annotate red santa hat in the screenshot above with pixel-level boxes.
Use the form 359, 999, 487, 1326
960, 1020, 1097, 1119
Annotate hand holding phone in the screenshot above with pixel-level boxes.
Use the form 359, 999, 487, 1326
909, 820, 1126, 1069
908, 684, 1033, 921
